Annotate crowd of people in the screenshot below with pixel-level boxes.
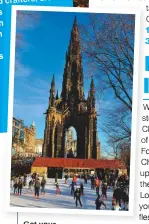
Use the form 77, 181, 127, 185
11, 171, 129, 210
65, 172, 129, 210
11, 173, 47, 198
11, 156, 35, 177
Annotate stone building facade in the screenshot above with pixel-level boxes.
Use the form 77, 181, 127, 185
97, 141, 101, 159
24, 121, 36, 154
42, 17, 100, 159
35, 139, 43, 155
12, 117, 25, 154
12, 118, 36, 156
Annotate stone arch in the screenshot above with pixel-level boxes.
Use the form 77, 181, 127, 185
64, 126, 77, 158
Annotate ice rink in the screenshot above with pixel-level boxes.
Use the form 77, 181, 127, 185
10, 178, 119, 210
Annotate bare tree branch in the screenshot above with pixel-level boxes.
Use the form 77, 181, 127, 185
79, 14, 135, 111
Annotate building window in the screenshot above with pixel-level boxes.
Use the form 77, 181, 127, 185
20, 130, 24, 140
20, 121, 24, 129
15, 121, 19, 127
14, 127, 19, 134
12, 127, 15, 137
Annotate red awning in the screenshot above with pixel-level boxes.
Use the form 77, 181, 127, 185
32, 157, 125, 169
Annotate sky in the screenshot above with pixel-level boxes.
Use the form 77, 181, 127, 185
14, 11, 92, 135
13, 10, 134, 156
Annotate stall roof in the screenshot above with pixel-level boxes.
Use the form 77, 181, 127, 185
32, 157, 125, 169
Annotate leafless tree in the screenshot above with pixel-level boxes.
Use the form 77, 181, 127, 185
79, 14, 135, 111
99, 104, 131, 145
104, 143, 121, 159
79, 14, 134, 158
119, 141, 130, 168
104, 140, 130, 172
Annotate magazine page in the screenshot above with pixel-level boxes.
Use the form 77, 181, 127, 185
0, 0, 149, 223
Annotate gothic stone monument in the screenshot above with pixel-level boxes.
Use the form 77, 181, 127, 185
42, 17, 99, 159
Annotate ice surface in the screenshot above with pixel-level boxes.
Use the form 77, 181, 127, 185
10, 178, 125, 210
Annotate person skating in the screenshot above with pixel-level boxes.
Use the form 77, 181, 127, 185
95, 178, 100, 195
95, 194, 106, 210
69, 181, 75, 195
17, 177, 23, 196
125, 175, 129, 194
41, 177, 46, 195
96, 186, 100, 197
64, 174, 68, 184
26, 178, 34, 194
112, 196, 116, 210
23, 173, 27, 186
91, 176, 95, 189
121, 191, 129, 210
84, 175, 87, 184
112, 179, 116, 190
74, 186, 82, 207
73, 175, 77, 185
101, 182, 107, 199
13, 177, 18, 195
34, 178, 41, 199
11, 176, 14, 190
95, 177, 100, 188
113, 187, 121, 208
55, 173, 58, 183
80, 182, 84, 196
32, 172, 36, 180
56, 182, 61, 195
113, 201, 121, 211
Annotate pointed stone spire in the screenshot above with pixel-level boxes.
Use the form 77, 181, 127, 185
70, 15, 79, 43
61, 16, 84, 105
90, 77, 95, 90
51, 74, 55, 89
30, 120, 36, 132
49, 74, 55, 108
88, 77, 95, 109
88, 90, 90, 99
56, 90, 59, 100
32, 120, 35, 127
73, 15, 77, 26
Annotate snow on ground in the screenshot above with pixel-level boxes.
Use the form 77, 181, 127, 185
10, 178, 114, 210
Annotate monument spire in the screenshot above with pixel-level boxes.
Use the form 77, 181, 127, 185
43, 16, 98, 159
49, 74, 55, 108
89, 77, 95, 109
61, 16, 84, 105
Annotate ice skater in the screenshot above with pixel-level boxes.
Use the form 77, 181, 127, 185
96, 186, 100, 197
113, 187, 121, 208
17, 177, 23, 196
64, 174, 68, 184
41, 177, 46, 195
26, 178, 34, 194
74, 186, 82, 208
95, 194, 106, 210
56, 182, 61, 195
34, 178, 41, 199
69, 181, 75, 195
101, 182, 107, 199
80, 182, 84, 196
13, 177, 18, 195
